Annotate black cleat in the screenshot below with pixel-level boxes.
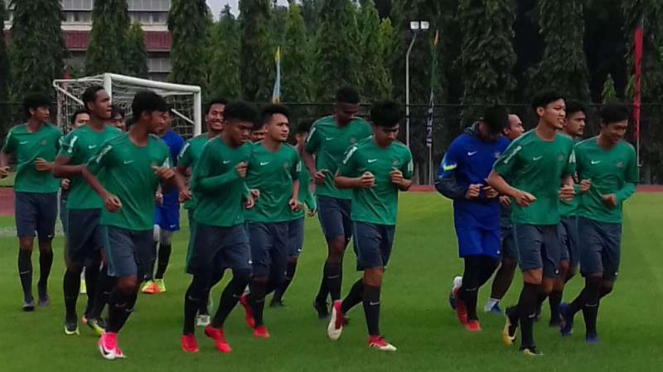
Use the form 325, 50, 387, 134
22, 299, 35, 312
270, 299, 285, 308
313, 300, 330, 319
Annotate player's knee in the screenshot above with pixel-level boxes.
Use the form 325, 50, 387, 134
502, 258, 518, 272
559, 260, 570, 274
328, 238, 346, 260
523, 270, 543, 285
160, 230, 174, 245
152, 225, 160, 242
288, 256, 298, 264
19, 238, 34, 252
117, 277, 139, 294
233, 269, 252, 284
364, 268, 384, 287
601, 282, 614, 297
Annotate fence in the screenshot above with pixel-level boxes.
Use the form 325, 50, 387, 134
2, 101, 663, 185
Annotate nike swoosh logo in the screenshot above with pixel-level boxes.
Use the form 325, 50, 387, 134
468, 151, 478, 156
533, 156, 542, 161
325, 137, 334, 141
123, 160, 134, 165
369, 301, 381, 306
88, 145, 97, 149
20, 141, 28, 145
223, 160, 231, 164
368, 159, 377, 163
591, 160, 601, 165
260, 162, 270, 166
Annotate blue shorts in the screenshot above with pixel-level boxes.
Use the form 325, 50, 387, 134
187, 223, 251, 276
317, 196, 352, 243
559, 217, 580, 269
103, 226, 153, 278
288, 218, 305, 258
155, 204, 180, 232
15, 192, 58, 241
501, 225, 517, 260
513, 224, 560, 279
66, 209, 104, 265
455, 226, 501, 259
579, 217, 622, 281
353, 222, 395, 271
248, 222, 289, 281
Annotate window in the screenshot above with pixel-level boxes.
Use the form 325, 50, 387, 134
61, 0, 93, 11
129, 0, 170, 12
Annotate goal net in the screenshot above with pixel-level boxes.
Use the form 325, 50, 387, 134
53, 73, 202, 138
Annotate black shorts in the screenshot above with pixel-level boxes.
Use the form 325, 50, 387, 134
317, 196, 352, 243
103, 226, 153, 278
559, 217, 580, 269
66, 209, 104, 265
579, 217, 622, 281
15, 192, 58, 240
513, 224, 560, 279
187, 223, 252, 277
247, 222, 289, 280
288, 218, 305, 258
353, 222, 395, 271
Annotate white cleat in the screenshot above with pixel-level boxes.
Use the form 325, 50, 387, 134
369, 337, 397, 351
327, 300, 344, 341
197, 314, 211, 327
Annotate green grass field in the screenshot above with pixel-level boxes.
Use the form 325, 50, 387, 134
0, 193, 662, 372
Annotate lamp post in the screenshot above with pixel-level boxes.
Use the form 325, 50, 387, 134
405, 20, 429, 148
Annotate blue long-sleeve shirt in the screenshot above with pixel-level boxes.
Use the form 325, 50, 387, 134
160, 130, 185, 209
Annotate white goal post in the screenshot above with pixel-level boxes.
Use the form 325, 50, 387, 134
53, 73, 202, 138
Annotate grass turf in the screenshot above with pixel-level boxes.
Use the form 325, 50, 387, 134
0, 193, 661, 371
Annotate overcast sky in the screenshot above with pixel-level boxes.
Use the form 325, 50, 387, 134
207, 0, 289, 17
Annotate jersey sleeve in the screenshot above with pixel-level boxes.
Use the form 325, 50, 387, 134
291, 150, 302, 181
493, 140, 522, 177
336, 145, 359, 178
177, 142, 193, 169
562, 141, 577, 178
401, 148, 414, 180
616, 145, 639, 203
304, 123, 321, 154
57, 133, 79, 159
171, 135, 185, 167
435, 140, 468, 200
55, 129, 63, 152
87, 142, 114, 175
2, 129, 16, 154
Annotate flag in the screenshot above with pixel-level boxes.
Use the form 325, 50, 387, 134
634, 17, 643, 141
426, 31, 440, 148
272, 47, 282, 104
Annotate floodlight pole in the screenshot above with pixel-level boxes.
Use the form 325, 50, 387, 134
406, 32, 417, 149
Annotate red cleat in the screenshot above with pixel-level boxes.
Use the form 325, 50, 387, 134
254, 325, 270, 339
465, 320, 482, 332
454, 288, 468, 324
181, 334, 199, 353
205, 325, 232, 353
239, 294, 256, 329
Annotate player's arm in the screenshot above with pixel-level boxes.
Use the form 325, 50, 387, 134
488, 143, 536, 207
82, 145, 122, 212
335, 146, 373, 190
192, 147, 247, 193
435, 144, 467, 199
303, 124, 326, 185
392, 150, 414, 191
176, 142, 192, 177
0, 130, 15, 178
35, 132, 61, 174
612, 147, 639, 205
52, 134, 83, 178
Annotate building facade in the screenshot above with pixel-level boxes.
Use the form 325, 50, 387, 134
3, 0, 173, 81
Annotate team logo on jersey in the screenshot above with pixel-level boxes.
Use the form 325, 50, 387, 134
557, 154, 565, 162
392, 160, 399, 166
494, 152, 501, 159
615, 162, 624, 168
350, 137, 356, 144
283, 162, 290, 169
41, 140, 47, 146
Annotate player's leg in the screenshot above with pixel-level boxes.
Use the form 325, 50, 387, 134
453, 226, 485, 329
15, 192, 38, 310
62, 209, 92, 334
35, 192, 58, 306
244, 222, 273, 335
273, 217, 305, 306
154, 228, 174, 292
82, 209, 107, 334
486, 227, 518, 313
86, 246, 112, 335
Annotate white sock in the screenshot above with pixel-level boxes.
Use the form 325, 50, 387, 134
484, 298, 500, 312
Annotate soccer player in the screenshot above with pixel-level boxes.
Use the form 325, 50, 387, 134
53, 86, 121, 335
143, 109, 185, 294
303, 86, 372, 318
251, 125, 267, 142
177, 98, 227, 326
271, 120, 317, 307
487, 90, 576, 356
82, 91, 185, 360
560, 102, 638, 344
327, 100, 413, 352
0, 93, 62, 311
484, 114, 526, 314
180, 101, 257, 354
239, 104, 301, 338
436, 106, 511, 332
110, 105, 126, 131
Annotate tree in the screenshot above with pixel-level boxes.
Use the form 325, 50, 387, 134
301, 0, 324, 33
85, 0, 130, 75
207, 5, 242, 100
282, 2, 312, 102
126, 23, 148, 78
270, 4, 289, 47
457, 0, 517, 122
313, 0, 361, 102
239, 0, 273, 102
529, 0, 590, 101
357, 0, 392, 100
602, 73, 618, 103
0, 1, 10, 135
169, 0, 209, 88
10, 0, 66, 99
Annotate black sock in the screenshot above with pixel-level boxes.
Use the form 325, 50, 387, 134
274, 260, 297, 301
88, 265, 112, 320
460, 256, 482, 321
155, 244, 172, 280
183, 277, 204, 335
84, 262, 100, 317
325, 263, 342, 301
478, 257, 500, 287
341, 279, 364, 314
460, 286, 479, 321
549, 290, 563, 322
362, 285, 381, 337
18, 250, 33, 301
249, 280, 267, 327
212, 271, 250, 329
583, 277, 602, 335
148, 242, 157, 281
518, 283, 540, 349
199, 289, 211, 316
63, 269, 81, 321
568, 288, 586, 316
107, 288, 138, 333
38, 249, 54, 297
315, 263, 330, 303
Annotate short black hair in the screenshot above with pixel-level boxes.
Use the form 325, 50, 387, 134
600, 102, 630, 125
23, 93, 51, 118
131, 91, 168, 122
481, 105, 509, 134
206, 98, 228, 115
335, 86, 360, 105
370, 100, 403, 128
224, 100, 258, 125
531, 90, 565, 113
260, 104, 290, 126
296, 119, 314, 135
82, 86, 105, 112
70, 108, 88, 126
111, 105, 125, 119
566, 100, 586, 117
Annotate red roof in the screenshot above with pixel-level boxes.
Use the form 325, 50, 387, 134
65, 30, 172, 52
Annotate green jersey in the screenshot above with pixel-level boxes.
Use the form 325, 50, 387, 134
88, 133, 170, 231
246, 143, 301, 223
292, 160, 317, 220
305, 116, 372, 200
192, 137, 253, 227
2, 123, 62, 193
178, 133, 211, 210
337, 137, 413, 226
575, 137, 639, 223
493, 130, 576, 226
559, 137, 582, 218
58, 124, 122, 210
